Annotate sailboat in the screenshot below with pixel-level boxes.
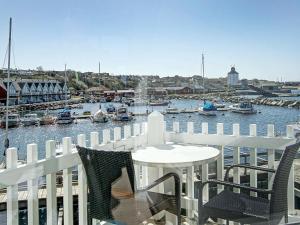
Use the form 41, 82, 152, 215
197, 54, 217, 116
56, 64, 73, 124
0, 18, 23, 169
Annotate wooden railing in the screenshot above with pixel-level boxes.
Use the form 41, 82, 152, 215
0, 112, 297, 225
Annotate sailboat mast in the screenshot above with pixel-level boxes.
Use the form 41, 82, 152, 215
4, 17, 12, 151
98, 61, 101, 86
202, 53, 205, 93
64, 64, 67, 106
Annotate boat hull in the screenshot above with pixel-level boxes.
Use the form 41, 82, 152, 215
56, 119, 74, 124
0, 120, 20, 128
231, 109, 257, 114
198, 110, 217, 116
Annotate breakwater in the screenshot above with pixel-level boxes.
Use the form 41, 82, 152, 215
168, 94, 300, 109
0, 99, 84, 116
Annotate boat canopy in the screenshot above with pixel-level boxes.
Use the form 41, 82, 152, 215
203, 101, 216, 111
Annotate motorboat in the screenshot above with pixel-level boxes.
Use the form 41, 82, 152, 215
181, 108, 197, 113
56, 109, 74, 124
149, 99, 170, 106
112, 106, 133, 122
106, 104, 116, 114
166, 107, 180, 114
198, 101, 217, 116
213, 98, 226, 109
21, 113, 40, 126
0, 114, 21, 128
40, 112, 56, 125
229, 102, 257, 114
93, 110, 108, 123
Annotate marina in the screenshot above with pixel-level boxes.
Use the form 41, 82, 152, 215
0, 2, 300, 224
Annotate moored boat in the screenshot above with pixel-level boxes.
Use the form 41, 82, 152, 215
40, 114, 56, 125
229, 102, 257, 114
112, 106, 133, 122
93, 110, 108, 123
0, 114, 21, 128
149, 99, 169, 106
166, 107, 180, 114
106, 104, 116, 114
56, 109, 74, 124
198, 100, 217, 116
21, 113, 40, 126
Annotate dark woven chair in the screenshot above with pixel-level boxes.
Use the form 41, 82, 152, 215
77, 146, 181, 225
198, 140, 300, 225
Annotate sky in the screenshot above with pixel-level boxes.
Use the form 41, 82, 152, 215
0, 0, 299, 81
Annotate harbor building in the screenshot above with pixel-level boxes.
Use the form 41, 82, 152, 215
227, 66, 239, 86
0, 79, 69, 105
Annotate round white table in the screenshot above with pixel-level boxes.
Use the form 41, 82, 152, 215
132, 143, 220, 219
132, 143, 220, 168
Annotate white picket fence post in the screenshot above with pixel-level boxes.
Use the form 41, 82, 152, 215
63, 137, 73, 225
46, 140, 57, 225
287, 125, 295, 215
233, 123, 241, 193
249, 124, 257, 197
217, 123, 224, 193
201, 122, 209, 202
77, 134, 87, 225
6, 147, 18, 225
27, 143, 39, 225
267, 124, 275, 193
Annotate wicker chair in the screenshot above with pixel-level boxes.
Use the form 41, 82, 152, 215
198, 140, 300, 225
77, 146, 181, 225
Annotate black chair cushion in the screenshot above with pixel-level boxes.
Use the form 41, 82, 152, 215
203, 190, 270, 222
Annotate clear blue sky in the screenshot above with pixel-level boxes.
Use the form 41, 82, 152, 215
0, 0, 299, 81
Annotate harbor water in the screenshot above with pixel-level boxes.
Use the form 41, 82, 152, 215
0, 98, 299, 225
0, 98, 299, 161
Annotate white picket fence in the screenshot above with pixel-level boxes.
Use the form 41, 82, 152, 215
0, 112, 297, 225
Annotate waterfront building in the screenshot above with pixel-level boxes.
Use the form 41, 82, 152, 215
227, 66, 239, 86
0, 79, 69, 105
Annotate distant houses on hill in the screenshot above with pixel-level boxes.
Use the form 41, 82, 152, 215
0, 79, 69, 105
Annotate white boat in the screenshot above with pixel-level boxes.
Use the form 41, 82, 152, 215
180, 108, 197, 113
21, 113, 40, 126
149, 99, 170, 106
112, 106, 133, 122
56, 109, 74, 124
40, 114, 56, 125
166, 107, 180, 114
229, 102, 257, 114
198, 107, 217, 116
0, 114, 21, 128
93, 110, 108, 123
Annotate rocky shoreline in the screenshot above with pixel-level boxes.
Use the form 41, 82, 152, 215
168, 94, 300, 109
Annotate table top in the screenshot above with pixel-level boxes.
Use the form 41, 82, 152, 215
132, 143, 220, 168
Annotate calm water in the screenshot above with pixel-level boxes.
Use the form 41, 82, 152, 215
0, 98, 299, 161
0, 98, 299, 224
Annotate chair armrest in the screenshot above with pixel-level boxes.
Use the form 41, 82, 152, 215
225, 164, 275, 181
138, 172, 180, 193
138, 172, 181, 225
198, 179, 273, 208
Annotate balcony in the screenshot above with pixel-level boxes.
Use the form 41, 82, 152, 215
0, 112, 299, 225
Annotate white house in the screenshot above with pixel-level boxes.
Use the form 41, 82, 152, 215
227, 67, 239, 86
